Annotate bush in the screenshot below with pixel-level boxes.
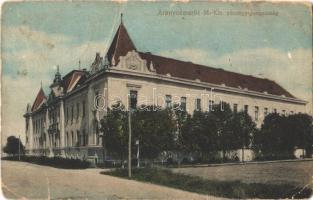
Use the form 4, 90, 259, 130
2, 155, 90, 169
165, 157, 175, 166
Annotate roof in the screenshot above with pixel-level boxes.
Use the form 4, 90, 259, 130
138, 52, 294, 98
62, 70, 87, 93
104, 21, 295, 98
31, 88, 46, 111
106, 22, 136, 65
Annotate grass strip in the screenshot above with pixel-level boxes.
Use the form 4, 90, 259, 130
2, 155, 90, 169
102, 167, 311, 199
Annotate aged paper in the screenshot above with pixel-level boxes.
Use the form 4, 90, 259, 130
1, 1, 312, 199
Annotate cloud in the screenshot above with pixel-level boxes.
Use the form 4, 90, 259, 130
2, 75, 40, 143
2, 25, 109, 144
3, 26, 109, 78
2, 25, 72, 52
159, 47, 312, 114
160, 48, 216, 67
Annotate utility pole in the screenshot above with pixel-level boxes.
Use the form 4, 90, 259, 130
128, 95, 132, 178
18, 135, 21, 161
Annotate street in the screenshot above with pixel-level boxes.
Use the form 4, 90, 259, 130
1, 161, 218, 200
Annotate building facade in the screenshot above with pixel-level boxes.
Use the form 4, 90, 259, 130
24, 19, 307, 163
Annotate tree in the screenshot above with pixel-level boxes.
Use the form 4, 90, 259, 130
230, 111, 257, 161
100, 102, 128, 163
288, 113, 313, 158
211, 102, 233, 160
254, 113, 296, 160
3, 136, 25, 156
174, 104, 189, 152
132, 105, 176, 160
179, 110, 219, 162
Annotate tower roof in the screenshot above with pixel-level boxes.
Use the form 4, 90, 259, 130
31, 87, 46, 111
106, 20, 136, 65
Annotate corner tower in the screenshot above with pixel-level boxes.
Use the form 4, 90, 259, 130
106, 14, 137, 66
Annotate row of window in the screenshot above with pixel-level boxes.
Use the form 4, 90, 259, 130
33, 117, 45, 134
131, 92, 297, 119
165, 94, 296, 121
65, 130, 88, 147
48, 134, 59, 148
247, 105, 295, 121
66, 101, 86, 124
49, 109, 59, 124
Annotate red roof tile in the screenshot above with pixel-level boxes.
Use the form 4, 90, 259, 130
139, 52, 294, 98
31, 88, 46, 111
106, 22, 136, 65
104, 21, 295, 99
62, 70, 86, 93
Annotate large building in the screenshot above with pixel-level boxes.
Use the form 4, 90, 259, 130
24, 18, 307, 163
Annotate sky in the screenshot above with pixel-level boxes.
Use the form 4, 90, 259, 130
1, 1, 312, 144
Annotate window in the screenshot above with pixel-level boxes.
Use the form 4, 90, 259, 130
81, 131, 84, 146
76, 103, 80, 120
71, 131, 74, 147
130, 90, 138, 110
95, 91, 99, 108
82, 101, 86, 118
233, 104, 238, 113
195, 98, 201, 111
220, 101, 226, 111
66, 107, 69, 123
82, 130, 88, 146
244, 105, 249, 113
264, 107, 268, 116
71, 105, 74, 123
208, 100, 214, 111
181, 97, 187, 111
254, 106, 259, 121
165, 95, 172, 108
65, 132, 69, 146
77, 131, 80, 146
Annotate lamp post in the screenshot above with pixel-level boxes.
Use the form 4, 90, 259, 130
128, 96, 132, 178
18, 135, 21, 161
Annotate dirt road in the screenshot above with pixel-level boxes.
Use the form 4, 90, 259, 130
1, 161, 219, 200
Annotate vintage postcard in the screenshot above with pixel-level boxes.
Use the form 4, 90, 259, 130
1, 1, 312, 199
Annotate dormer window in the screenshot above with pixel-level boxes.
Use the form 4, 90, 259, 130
149, 62, 156, 72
